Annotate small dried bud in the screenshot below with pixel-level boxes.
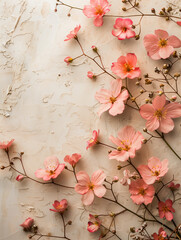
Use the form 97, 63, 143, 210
131, 97, 136, 102
145, 79, 152, 85
151, 8, 155, 13
138, 77, 142, 81
163, 64, 168, 69
173, 51, 178, 58
54, 8, 57, 12
130, 227, 136, 233
143, 128, 147, 132
122, 0, 127, 3
122, 7, 127, 11
136, 81, 140, 86
67, 13, 71, 17
167, 6, 172, 12
149, 92, 154, 98
140, 89, 144, 94
1, 166, 5, 170
109, 212, 115, 217
170, 95, 177, 102
91, 45, 98, 52
166, 17, 169, 21
108, 150, 112, 154
154, 67, 160, 73
132, 25, 136, 29
164, 69, 169, 74
112, 230, 116, 234
160, 84, 164, 88
174, 73, 180, 78
159, 11, 164, 15
143, 139, 147, 144
158, 91, 163, 96
162, 8, 166, 12
144, 74, 149, 78
145, 99, 149, 103
117, 165, 122, 170
65, 166, 68, 169
68, 220, 72, 225
135, 35, 140, 40
32, 225, 38, 233
28, 235, 32, 239
135, 2, 139, 7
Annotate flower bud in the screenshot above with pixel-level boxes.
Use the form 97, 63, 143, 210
91, 45, 98, 52
151, 8, 155, 13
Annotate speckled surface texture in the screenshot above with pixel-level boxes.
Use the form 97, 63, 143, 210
0, 0, 181, 239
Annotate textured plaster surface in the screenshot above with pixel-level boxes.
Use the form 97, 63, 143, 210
0, 0, 181, 239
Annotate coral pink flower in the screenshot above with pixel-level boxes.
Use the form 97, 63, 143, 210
112, 18, 136, 40
144, 29, 181, 60
95, 79, 129, 117
111, 53, 141, 79
120, 169, 137, 185
109, 126, 144, 162
20, 217, 34, 230
64, 153, 81, 167
129, 179, 155, 205
140, 94, 181, 133
87, 214, 101, 232
177, 21, 181, 26
0, 139, 14, 150
50, 199, 68, 213
87, 71, 96, 79
152, 228, 167, 240
75, 170, 106, 205
35, 156, 65, 181
83, 0, 111, 27
64, 56, 73, 65
64, 25, 81, 41
16, 175, 25, 182
167, 182, 180, 191
158, 199, 175, 221
86, 130, 99, 150
138, 157, 168, 185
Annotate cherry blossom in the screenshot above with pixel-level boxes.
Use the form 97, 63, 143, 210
50, 199, 68, 213
64, 153, 81, 167
86, 130, 99, 150
64, 25, 81, 41
20, 217, 34, 230
167, 182, 180, 191
87, 214, 101, 232
152, 228, 167, 240
109, 125, 144, 162
95, 79, 129, 116
64, 56, 73, 65
120, 169, 137, 185
158, 199, 175, 221
16, 175, 25, 182
0, 139, 14, 150
112, 18, 135, 40
140, 94, 181, 133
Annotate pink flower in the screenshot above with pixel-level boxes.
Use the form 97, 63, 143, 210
158, 199, 175, 221
75, 170, 106, 205
140, 94, 181, 133
112, 18, 136, 40
87, 71, 96, 79
138, 157, 168, 185
152, 228, 167, 240
111, 53, 141, 79
144, 29, 181, 60
50, 199, 68, 213
177, 21, 181, 26
109, 126, 144, 162
87, 214, 101, 232
16, 175, 25, 182
167, 182, 180, 191
113, 176, 119, 182
20, 217, 34, 230
64, 25, 81, 41
35, 156, 65, 181
129, 179, 155, 205
64, 153, 81, 167
64, 56, 73, 65
83, 0, 111, 27
0, 139, 14, 150
86, 130, 99, 150
120, 169, 137, 185
95, 79, 129, 116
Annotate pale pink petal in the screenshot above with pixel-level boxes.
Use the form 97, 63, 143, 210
131, 195, 145, 205
165, 211, 173, 221
95, 89, 111, 104
94, 16, 103, 27
131, 131, 144, 150
144, 195, 154, 205
148, 157, 162, 170
44, 156, 59, 171
138, 165, 155, 185
126, 29, 136, 39
152, 95, 166, 109
126, 53, 137, 67
76, 171, 90, 185
146, 117, 159, 131
159, 117, 174, 133
93, 185, 106, 197
109, 135, 122, 146
109, 150, 130, 162
164, 102, 181, 118
109, 99, 125, 116
83, 5, 95, 17
53, 164, 65, 178
127, 68, 141, 79
82, 190, 95, 205
155, 29, 169, 39
35, 169, 47, 178
110, 79, 122, 97
98, 103, 112, 116
159, 46, 174, 59
75, 184, 89, 194
87, 222, 99, 232
91, 170, 106, 185
168, 35, 181, 48
140, 104, 155, 120
159, 159, 168, 177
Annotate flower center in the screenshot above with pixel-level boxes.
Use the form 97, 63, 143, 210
117, 140, 131, 152
89, 138, 94, 143
139, 188, 146, 196
162, 206, 170, 212
159, 39, 167, 47
89, 183, 94, 190
49, 170, 55, 175
122, 27, 127, 32
153, 170, 160, 176
95, 5, 103, 15
57, 204, 62, 209
124, 63, 132, 72
110, 96, 117, 103
154, 109, 163, 119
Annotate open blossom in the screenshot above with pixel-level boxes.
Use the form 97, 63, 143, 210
64, 25, 81, 41
167, 182, 180, 191
140, 94, 181, 133
83, 0, 111, 27
64, 153, 81, 167
75, 170, 106, 205
95, 79, 129, 117
16, 175, 25, 182
20, 217, 34, 230
86, 130, 99, 150
138, 157, 168, 185
111, 53, 141, 79
50, 199, 68, 213
120, 169, 137, 185
35, 156, 65, 181
109, 126, 144, 162
0, 139, 14, 150
152, 228, 167, 240
112, 18, 135, 40
87, 214, 101, 232
158, 199, 175, 221
129, 179, 155, 205
144, 29, 181, 60
64, 56, 73, 65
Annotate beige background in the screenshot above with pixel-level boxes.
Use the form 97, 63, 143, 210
0, 0, 181, 239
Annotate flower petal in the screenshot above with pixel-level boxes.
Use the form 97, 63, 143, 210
168, 35, 181, 48
91, 169, 106, 185
94, 185, 106, 197
82, 190, 94, 205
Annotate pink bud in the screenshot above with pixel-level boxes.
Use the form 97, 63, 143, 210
16, 175, 25, 182
87, 71, 96, 79
20, 217, 34, 230
171, 95, 177, 101
64, 57, 73, 65
91, 45, 97, 52
177, 21, 181, 26
113, 176, 119, 182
